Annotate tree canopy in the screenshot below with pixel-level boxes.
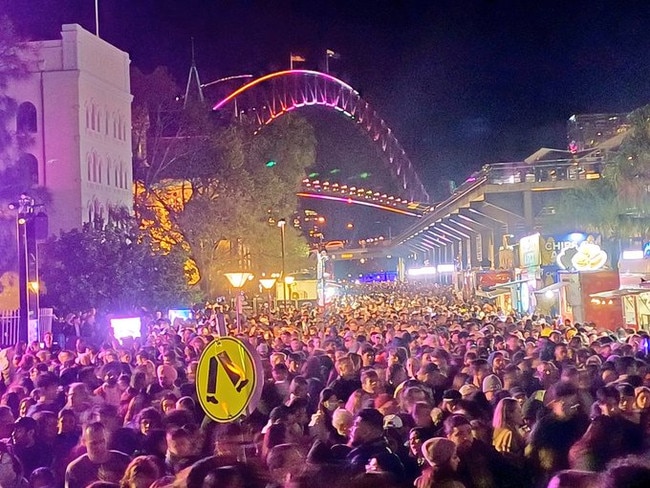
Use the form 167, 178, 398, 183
40, 222, 200, 315
133, 67, 316, 297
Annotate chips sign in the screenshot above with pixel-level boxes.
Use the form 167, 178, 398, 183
196, 336, 263, 423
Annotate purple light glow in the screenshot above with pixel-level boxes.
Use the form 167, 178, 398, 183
296, 192, 420, 217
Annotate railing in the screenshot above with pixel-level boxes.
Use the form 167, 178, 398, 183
0, 308, 54, 347
427, 159, 605, 213
0, 310, 20, 347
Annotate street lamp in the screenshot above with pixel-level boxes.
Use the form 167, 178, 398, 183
224, 272, 253, 334
259, 278, 277, 310
277, 218, 287, 309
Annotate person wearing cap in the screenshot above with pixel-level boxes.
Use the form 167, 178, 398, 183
482, 374, 503, 404
415, 437, 464, 488
346, 408, 404, 477
11, 416, 52, 477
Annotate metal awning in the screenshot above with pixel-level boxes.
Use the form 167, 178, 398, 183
476, 288, 512, 299
590, 288, 649, 299
534, 282, 567, 294
493, 278, 532, 288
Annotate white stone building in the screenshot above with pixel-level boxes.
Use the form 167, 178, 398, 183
7, 24, 133, 234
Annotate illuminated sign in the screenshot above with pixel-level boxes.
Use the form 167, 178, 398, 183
519, 234, 541, 268
557, 240, 607, 271
541, 233, 601, 266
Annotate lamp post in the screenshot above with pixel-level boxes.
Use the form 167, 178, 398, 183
9, 194, 44, 344
224, 272, 253, 334
277, 218, 287, 309
284, 276, 295, 308
259, 278, 277, 310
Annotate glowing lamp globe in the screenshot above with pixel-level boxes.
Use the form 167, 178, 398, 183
259, 278, 277, 290
225, 272, 253, 289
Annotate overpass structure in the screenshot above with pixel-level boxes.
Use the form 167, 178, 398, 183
393, 158, 604, 267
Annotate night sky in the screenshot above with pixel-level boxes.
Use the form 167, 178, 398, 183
5, 0, 650, 200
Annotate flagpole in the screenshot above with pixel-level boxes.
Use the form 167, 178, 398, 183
325, 51, 329, 73
290, 53, 293, 70
95, 0, 100, 37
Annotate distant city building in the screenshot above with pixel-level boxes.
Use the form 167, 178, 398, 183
7, 24, 133, 235
567, 113, 629, 152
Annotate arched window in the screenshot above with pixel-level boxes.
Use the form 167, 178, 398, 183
114, 166, 118, 186
91, 104, 96, 131
87, 154, 92, 180
98, 158, 103, 184
105, 112, 109, 135
118, 163, 124, 188
85, 105, 90, 129
16, 102, 37, 133
106, 159, 111, 185
19, 153, 38, 185
92, 154, 98, 182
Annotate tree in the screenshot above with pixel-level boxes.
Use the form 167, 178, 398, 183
40, 222, 201, 315
605, 105, 650, 219
0, 16, 42, 302
132, 66, 317, 297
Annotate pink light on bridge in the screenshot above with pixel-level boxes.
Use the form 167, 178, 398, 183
212, 70, 358, 111
297, 192, 421, 217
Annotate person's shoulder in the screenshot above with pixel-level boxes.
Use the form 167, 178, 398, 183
66, 452, 90, 470
108, 450, 131, 463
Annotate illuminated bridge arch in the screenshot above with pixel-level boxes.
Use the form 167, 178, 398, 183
213, 70, 430, 203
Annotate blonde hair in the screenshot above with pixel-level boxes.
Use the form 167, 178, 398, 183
120, 455, 161, 488
492, 397, 518, 429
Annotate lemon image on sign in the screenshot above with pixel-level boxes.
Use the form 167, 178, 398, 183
196, 337, 258, 422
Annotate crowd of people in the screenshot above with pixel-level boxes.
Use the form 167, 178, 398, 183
1, 282, 650, 488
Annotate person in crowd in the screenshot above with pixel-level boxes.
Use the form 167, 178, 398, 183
415, 437, 464, 488
346, 408, 403, 477
10, 416, 51, 477
65, 422, 130, 488
119, 455, 161, 488
492, 397, 525, 457
526, 381, 589, 487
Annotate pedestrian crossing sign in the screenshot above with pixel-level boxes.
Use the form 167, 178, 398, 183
196, 336, 261, 422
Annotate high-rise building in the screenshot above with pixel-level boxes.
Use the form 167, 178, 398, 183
567, 113, 629, 152
6, 24, 133, 235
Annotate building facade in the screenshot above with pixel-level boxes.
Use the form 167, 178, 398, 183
7, 24, 133, 234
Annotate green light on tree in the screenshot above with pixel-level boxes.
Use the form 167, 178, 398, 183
359, 172, 371, 179
265, 160, 277, 167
